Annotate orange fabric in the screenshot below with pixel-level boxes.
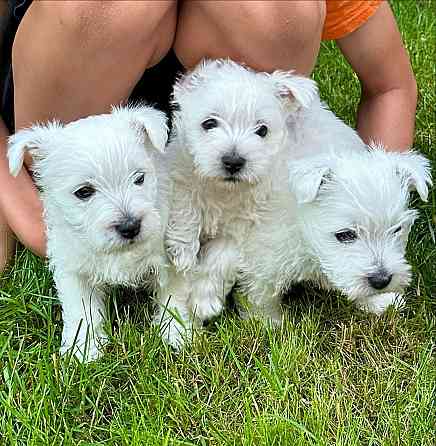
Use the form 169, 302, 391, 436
322, 0, 383, 40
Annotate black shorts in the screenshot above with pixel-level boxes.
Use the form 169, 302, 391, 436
0, 0, 183, 133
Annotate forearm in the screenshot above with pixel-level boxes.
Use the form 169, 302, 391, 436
356, 81, 417, 151
337, 3, 417, 152
0, 119, 46, 256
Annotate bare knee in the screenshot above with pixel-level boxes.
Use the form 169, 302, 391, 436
279, 1, 326, 50
237, 1, 326, 46
13, 1, 177, 126
242, 1, 326, 72
18, 1, 177, 66
176, 0, 326, 74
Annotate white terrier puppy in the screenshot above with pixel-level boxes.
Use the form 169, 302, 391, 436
239, 145, 432, 323
157, 59, 319, 347
8, 105, 169, 361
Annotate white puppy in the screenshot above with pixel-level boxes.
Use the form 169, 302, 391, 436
239, 145, 432, 323
157, 59, 319, 347
8, 105, 169, 361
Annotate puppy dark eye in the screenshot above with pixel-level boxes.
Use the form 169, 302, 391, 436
134, 173, 145, 185
201, 118, 218, 131
335, 229, 357, 243
393, 226, 402, 234
74, 185, 96, 200
255, 125, 268, 138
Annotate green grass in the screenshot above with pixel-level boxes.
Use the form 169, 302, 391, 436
1, 1, 435, 444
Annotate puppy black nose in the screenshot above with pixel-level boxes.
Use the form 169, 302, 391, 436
368, 271, 393, 290
115, 218, 141, 240
222, 153, 246, 175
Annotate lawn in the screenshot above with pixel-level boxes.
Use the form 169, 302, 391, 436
0, 1, 435, 445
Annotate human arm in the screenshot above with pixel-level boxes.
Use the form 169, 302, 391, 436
0, 1, 45, 258
0, 119, 46, 256
337, 1, 417, 151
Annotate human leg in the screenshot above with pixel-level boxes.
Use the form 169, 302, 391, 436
13, 0, 177, 126
175, 0, 326, 75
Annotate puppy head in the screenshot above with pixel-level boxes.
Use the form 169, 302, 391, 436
289, 145, 432, 300
8, 105, 168, 253
172, 58, 317, 185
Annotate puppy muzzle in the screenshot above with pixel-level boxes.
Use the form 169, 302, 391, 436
367, 270, 393, 290
221, 152, 246, 176
114, 217, 142, 240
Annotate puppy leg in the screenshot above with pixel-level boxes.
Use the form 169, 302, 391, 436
165, 194, 201, 272
153, 267, 194, 350
56, 272, 107, 362
237, 278, 283, 327
355, 292, 405, 315
189, 239, 238, 322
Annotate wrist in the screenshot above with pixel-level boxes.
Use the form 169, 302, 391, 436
357, 86, 416, 151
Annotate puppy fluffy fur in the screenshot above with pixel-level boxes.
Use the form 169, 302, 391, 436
8, 105, 170, 361
239, 145, 432, 323
157, 59, 431, 347
157, 59, 320, 347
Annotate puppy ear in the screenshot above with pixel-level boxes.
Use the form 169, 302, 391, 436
112, 104, 168, 153
288, 159, 332, 204
394, 151, 432, 202
7, 121, 63, 177
369, 142, 432, 202
172, 58, 232, 103
269, 71, 318, 111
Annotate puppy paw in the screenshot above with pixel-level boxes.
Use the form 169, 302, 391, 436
152, 311, 194, 351
166, 243, 197, 272
61, 328, 108, 363
191, 295, 224, 321
259, 312, 284, 329
238, 306, 283, 328
357, 293, 404, 315
265, 313, 284, 328
60, 336, 107, 363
